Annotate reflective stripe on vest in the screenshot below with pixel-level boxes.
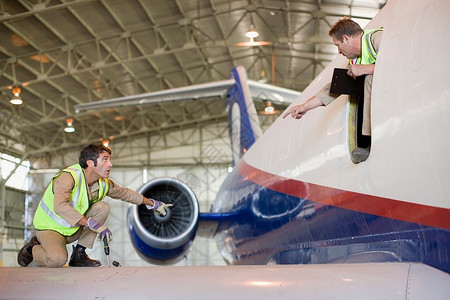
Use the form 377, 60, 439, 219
364, 31, 378, 61
352, 28, 383, 65
39, 200, 76, 228
92, 178, 110, 204
65, 166, 83, 209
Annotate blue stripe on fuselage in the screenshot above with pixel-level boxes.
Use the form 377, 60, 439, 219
213, 168, 450, 272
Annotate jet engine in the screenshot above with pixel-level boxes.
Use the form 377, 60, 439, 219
127, 177, 199, 265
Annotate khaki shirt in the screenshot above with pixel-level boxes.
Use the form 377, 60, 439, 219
52, 171, 144, 226
316, 30, 383, 106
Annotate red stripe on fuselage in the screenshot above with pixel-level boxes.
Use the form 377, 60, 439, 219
238, 160, 450, 230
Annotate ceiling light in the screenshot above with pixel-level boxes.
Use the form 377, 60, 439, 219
245, 26, 259, 39
64, 117, 75, 133
264, 101, 276, 114
265, 106, 275, 114
10, 87, 23, 105
102, 140, 110, 147
235, 26, 272, 47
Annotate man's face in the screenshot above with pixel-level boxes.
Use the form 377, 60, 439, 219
332, 35, 359, 59
92, 151, 112, 178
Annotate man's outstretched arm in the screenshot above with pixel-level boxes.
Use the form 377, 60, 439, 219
282, 96, 324, 120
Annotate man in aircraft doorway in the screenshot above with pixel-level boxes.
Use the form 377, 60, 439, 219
17, 144, 172, 267
283, 17, 383, 162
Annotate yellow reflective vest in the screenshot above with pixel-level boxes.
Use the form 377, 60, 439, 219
351, 28, 383, 65
33, 164, 110, 236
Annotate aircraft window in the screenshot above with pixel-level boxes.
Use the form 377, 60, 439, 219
330, 68, 372, 164
347, 86, 371, 164
330, 68, 371, 163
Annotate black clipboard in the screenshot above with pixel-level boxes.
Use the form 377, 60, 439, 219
330, 68, 366, 96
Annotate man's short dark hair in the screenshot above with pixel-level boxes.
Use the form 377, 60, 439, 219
329, 17, 363, 42
79, 144, 112, 168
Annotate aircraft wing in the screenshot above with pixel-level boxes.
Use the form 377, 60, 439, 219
1, 263, 449, 299
247, 80, 301, 103
74, 78, 300, 113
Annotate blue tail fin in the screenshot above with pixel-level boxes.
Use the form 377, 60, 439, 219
227, 66, 262, 166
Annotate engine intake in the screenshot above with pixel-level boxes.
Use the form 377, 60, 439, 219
127, 177, 199, 265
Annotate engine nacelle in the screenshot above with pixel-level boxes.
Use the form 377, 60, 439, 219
127, 177, 199, 265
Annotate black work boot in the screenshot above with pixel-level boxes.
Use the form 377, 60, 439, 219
17, 236, 40, 267
352, 147, 370, 163
69, 245, 101, 267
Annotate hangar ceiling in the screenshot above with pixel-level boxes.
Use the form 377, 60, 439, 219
0, 0, 384, 162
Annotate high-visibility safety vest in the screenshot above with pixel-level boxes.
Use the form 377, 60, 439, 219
33, 164, 110, 236
351, 28, 384, 65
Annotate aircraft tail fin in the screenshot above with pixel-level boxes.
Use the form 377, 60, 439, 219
227, 66, 262, 166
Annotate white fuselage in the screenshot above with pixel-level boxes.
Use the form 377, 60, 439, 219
245, 0, 450, 213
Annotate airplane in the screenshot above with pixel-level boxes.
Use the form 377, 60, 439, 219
0, 0, 449, 298
126, 0, 450, 275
